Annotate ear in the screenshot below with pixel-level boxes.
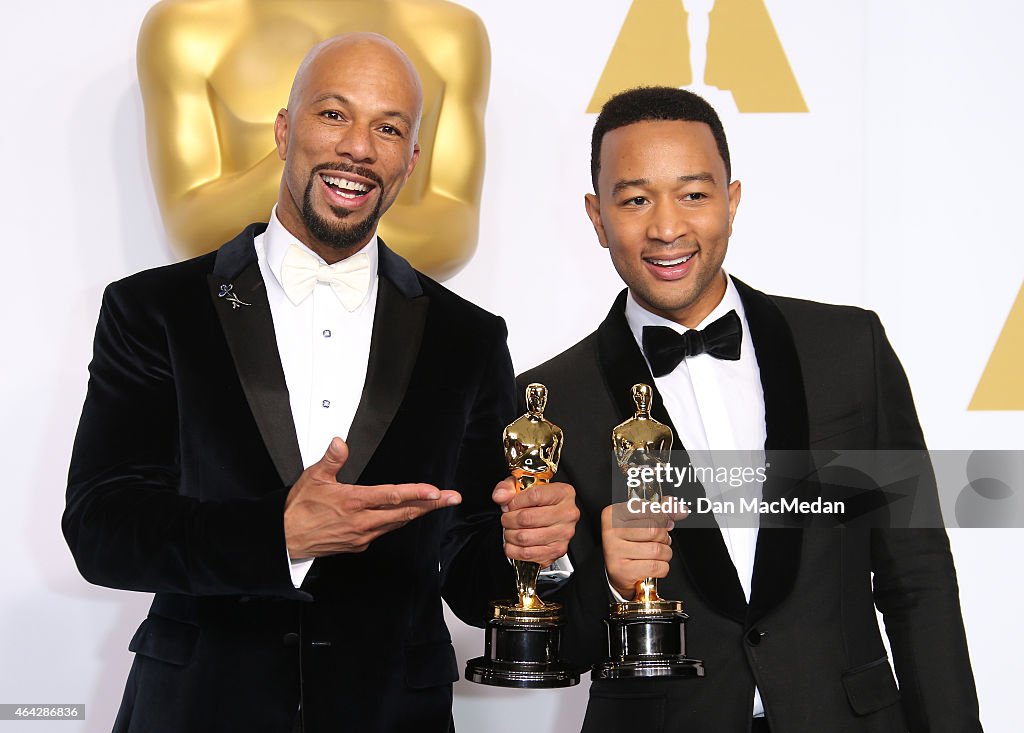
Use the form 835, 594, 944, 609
584, 193, 609, 248
274, 109, 289, 161
726, 179, 742, 235
404, 143, 421, 181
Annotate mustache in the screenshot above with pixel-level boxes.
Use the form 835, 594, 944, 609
309, 161, 384, 190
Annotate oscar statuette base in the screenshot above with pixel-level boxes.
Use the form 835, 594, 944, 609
593, 600, 705, 680
465, 601, 581, 688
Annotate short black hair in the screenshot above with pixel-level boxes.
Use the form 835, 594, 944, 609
590, 86, 731, 192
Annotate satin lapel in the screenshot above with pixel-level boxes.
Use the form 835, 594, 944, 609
733, 278, 809, 623
209, 224, 303, 487
336, 242, 428, 484
596, 291, 678, 433
596, 290, 746, 623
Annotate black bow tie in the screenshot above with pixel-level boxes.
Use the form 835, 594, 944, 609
642, 310, 743, 377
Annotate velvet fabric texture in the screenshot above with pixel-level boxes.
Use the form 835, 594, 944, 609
64, 224, 517, 733
519, 281, 981, 733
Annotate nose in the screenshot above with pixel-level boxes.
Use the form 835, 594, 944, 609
334, 123, 376, 164
646, 200, 689, 245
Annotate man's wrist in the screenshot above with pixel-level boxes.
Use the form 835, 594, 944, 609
604, 568, 632, 602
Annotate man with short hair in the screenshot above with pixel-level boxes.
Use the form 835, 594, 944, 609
64, 34, 578, 733
523, 86, 981, 732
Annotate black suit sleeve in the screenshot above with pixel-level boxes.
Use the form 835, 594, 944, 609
63, 283, 302, 599
439, 319, 518, 626
866, 312, 982, 732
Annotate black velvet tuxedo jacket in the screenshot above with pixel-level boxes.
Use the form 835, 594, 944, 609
519, 280, 981, 733
64, 224, 516, 733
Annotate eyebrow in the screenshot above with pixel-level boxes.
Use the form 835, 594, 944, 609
611, 172, 716, 195
311, 93, 414, 128
312, 93, 349, 106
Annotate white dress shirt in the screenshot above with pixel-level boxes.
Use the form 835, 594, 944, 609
254, 208, 378, 588
624, 273, 767, 717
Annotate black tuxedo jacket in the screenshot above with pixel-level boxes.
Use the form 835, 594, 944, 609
64, 224, 516, 733
519, 280, 981, 733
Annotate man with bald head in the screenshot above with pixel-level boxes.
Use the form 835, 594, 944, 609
64, 34, 578, 733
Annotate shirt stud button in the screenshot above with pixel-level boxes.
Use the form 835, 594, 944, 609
323, 329, 331, 338
322, 400, 330, 408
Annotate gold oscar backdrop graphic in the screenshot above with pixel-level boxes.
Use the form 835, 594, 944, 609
970, 282, 1024, 410
137, 0, 490, 280
588, 0, 807, 114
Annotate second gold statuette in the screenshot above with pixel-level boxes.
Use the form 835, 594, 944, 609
594, 384, 705, 679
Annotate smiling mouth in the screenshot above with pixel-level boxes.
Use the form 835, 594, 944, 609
644, 253, 696, 267
320, 173, 374, 199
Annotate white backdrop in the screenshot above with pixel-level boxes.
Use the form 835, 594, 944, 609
0, 1, 1020, 731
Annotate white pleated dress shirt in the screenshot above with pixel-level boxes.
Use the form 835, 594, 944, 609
254, 208, 378, 588
623, 273, 767, 718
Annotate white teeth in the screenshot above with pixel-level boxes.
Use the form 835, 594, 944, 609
649, 254, 695, 266
321, 174, 370, 193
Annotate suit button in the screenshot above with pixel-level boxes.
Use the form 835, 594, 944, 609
283, 632, 299, 648
746, 628, 764, 646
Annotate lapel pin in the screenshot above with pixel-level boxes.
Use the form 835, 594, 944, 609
218, 283, 251, 309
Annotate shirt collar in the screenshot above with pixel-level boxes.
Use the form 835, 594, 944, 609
263, 204, 379, 292
624, 271, 747, 348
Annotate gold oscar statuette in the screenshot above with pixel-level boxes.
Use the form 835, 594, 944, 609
594, 384, 705, 679
465, 383, 581, 688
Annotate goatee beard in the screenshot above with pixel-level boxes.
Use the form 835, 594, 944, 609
301, 163, 385, 251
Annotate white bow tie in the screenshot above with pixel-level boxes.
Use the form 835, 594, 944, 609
280, 244, 372, 311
